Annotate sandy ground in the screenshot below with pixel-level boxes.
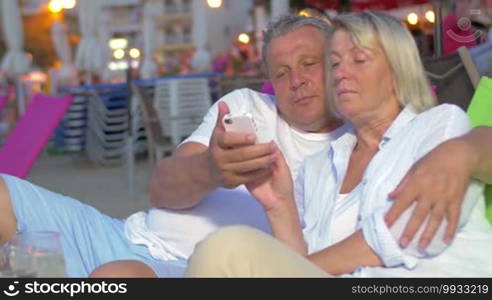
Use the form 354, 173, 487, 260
27, 151, 153, 219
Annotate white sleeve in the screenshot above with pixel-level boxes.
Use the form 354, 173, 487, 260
180, 89, 248, 147
362, 104, 474, 269
179, 100, 219, 147
294, 163, 306, 230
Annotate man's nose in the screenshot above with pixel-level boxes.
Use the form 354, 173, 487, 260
289, 70, 307, 90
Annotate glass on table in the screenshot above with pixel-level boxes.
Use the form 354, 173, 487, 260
0, 243, 14, 278
7, 231, 66, 277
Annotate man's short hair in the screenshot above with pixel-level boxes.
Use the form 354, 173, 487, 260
261, 15, 333, 72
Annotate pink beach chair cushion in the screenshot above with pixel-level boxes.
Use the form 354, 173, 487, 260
0, 93, 73, 178
0, 95, 8, 113
260, 80, 275, 95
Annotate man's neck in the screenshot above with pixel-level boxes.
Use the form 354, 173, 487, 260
299, 118, 344, 134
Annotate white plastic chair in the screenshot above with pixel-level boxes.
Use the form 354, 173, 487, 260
153, 77, 212, 148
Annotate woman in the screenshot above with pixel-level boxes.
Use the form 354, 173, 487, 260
186, 11, 492, 277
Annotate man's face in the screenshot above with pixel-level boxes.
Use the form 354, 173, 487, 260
267, 26, 331, 133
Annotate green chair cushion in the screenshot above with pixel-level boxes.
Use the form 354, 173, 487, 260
486, 185, 492, 224
466, 76, 492, 224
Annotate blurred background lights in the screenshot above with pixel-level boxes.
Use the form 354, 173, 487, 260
62, 0, 76, 9
407, 12, 419, 25
298, 9, 310, 17
48, 0, 76, 13
48, 0, 63, 13
425, 10, 435, 23
129, 48, 141, 59
109, 38, 128, 50
113, 49, 125, 60
207, 0, 222, 8
238, 33, 250, 44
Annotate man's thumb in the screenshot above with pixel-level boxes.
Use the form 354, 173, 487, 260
214, 101, 230, 132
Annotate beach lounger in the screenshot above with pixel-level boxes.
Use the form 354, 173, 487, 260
0, 94, 7, 113
131, 83, 173, 166
424, 50, 476, 110
0, 93, 73, 178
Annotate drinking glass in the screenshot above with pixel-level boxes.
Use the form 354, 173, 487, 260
7, 231, 66, 277
0, 243, 14, 277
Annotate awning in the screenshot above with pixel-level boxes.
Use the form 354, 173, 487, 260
306, 0, 431, 11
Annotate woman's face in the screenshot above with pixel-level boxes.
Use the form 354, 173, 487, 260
330, 30, 398, 122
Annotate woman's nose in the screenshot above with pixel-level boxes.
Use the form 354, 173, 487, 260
333, 63, 349, 83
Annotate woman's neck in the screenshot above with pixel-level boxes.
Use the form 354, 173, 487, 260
352, 103, 402, 150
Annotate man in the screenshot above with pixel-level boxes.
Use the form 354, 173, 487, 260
117, 15, 492, 276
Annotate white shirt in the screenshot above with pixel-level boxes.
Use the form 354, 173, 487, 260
297, 104, 492, 277
331, 193, 359, 245
181, 88, 343, 179
125, 88, 347, 260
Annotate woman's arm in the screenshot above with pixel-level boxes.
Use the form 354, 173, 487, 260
308, 230, 383, 275
246, 149, 307, 255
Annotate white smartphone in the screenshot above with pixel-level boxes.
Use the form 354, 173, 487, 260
222, 113, 257, 138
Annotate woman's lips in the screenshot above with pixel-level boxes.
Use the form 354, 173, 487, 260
336, 89, 357, 97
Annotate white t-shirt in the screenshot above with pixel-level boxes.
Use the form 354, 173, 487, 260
125, 88, 346, 260
331, 193, 360, 245
298, 104, 492, 277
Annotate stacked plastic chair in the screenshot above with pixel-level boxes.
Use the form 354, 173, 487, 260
153, 77, 212, 148
85, 88, 129, 165
54, 90, 88, 152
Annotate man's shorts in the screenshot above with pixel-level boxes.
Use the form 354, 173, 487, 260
1, 174, 186, 277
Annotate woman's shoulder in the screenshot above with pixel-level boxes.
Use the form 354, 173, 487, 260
414, 103, 469, 128
408, 103, 471, 149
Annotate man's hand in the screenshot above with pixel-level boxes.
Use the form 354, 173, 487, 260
385, 139, 474, 249
207, 102, 278, 189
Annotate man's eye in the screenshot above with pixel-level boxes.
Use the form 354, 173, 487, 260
276, 72, 286, 78
331, 62, 340, 68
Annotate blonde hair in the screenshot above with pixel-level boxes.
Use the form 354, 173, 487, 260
330, 11, 436, 114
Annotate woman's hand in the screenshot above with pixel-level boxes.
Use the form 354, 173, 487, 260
245, 144, 294, 212
246, 146, 307, 254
